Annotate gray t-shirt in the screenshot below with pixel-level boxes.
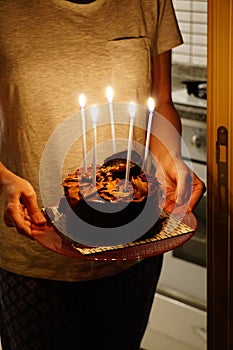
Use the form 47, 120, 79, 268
0, 0, 182, 281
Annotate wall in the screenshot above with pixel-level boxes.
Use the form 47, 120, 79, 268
172, 0, 207, 67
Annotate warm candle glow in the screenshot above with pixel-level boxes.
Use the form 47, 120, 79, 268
106, 86, 114, 103
79, 93, 86, 109
147, 97, 155, 113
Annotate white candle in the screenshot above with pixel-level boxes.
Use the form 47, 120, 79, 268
124, 102, 136, 192
79, 93, 87, 172
92, 105, 98, 186
142, 97, 155, 171
106, 86, 116, 153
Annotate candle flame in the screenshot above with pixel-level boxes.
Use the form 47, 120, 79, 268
106, 86, 114, 103
129, 101, 136, 119
92, 105, 98, 124
79, 94, 86, 108
147, 97, 155, 113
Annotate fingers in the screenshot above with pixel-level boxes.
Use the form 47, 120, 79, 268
1, 170, 47, 238
4, 201, 35, 239
4, 204, 46, 239
21, 191, 47, 225
4, 191, 46, 239
30, 222, 47, 236
157, 160, 206, 214
186, 177, 206, 212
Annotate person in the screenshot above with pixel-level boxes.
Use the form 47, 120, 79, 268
0, 0, 205, 349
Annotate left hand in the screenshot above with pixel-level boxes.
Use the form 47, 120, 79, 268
154, 153, 206, 214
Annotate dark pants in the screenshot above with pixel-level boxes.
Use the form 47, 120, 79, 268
0, 255, 163, 350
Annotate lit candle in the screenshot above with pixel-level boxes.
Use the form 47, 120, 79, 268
142, 97, 155, 171
79, 93, 87, 172
92, 105, 98, 186
124, 102, 136, 192
106, 86, 116, 153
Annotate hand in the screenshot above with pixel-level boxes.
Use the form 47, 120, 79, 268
155, 154, 206, 215
0, 165, 46, 239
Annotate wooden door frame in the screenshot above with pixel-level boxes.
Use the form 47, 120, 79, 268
207, 1, 233, 349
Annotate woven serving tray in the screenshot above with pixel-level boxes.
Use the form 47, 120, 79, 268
34, 208, 197, 261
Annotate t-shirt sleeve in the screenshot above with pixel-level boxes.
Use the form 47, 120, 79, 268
153, 0, 183, 56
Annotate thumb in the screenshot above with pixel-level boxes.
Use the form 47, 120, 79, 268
21, 191, 46, 225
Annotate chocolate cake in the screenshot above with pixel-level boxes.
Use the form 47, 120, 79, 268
61, 151, 161, 230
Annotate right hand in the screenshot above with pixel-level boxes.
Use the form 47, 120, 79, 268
0, 164, 46, 239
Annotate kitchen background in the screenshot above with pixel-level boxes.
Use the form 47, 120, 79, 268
141, 1, 208, 350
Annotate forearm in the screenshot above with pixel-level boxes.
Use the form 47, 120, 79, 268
150, 50, 183, 160
150, 101, 182, 162
0, 162, 13, 189
155, 100, 181, 134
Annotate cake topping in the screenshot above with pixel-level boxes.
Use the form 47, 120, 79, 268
62, 151, 159, 206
